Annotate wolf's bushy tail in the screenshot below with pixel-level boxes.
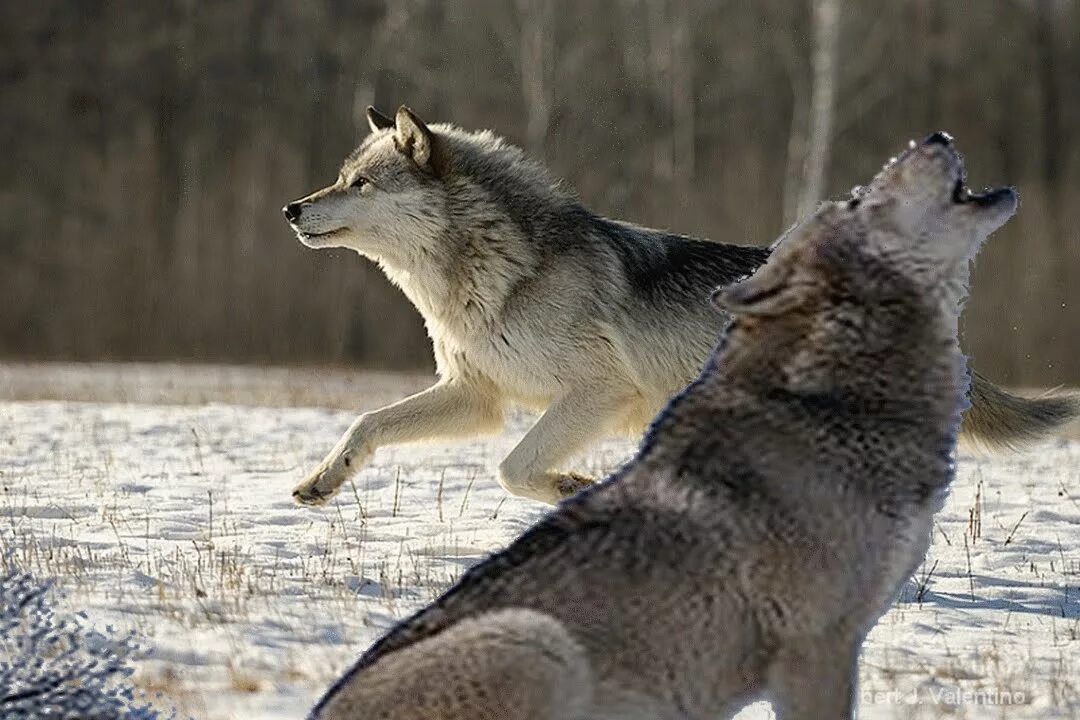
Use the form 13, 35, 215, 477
961, 371, 1079, 448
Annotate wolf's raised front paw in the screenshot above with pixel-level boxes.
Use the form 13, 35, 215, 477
556, 472, 595, 499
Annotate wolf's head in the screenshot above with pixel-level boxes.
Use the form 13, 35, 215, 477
282, 106, 451, 265
713, 132, 1017, 397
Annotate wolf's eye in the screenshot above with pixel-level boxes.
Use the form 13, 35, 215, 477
350, 176, 369, 190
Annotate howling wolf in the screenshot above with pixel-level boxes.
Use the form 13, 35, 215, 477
283, 106, 1076, 505
306, 132, 1016, 720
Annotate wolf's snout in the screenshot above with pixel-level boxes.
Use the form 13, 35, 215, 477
282, 202, 304, 223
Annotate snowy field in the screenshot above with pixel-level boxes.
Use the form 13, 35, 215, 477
1, 366, 1078, 719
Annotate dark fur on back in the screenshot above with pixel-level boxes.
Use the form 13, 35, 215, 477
592, 217, 772, 298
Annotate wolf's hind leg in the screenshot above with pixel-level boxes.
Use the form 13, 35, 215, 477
499, 384, 638, 504
766, 634, 859, 720
314, 609, 593, 720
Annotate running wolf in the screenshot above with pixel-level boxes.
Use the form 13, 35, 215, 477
306, 132, 1014, 720
283, 106, 1075, 505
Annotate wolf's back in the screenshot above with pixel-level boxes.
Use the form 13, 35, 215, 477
594, 219, 771, 302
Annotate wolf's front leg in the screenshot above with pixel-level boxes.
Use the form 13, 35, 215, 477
293, 379, 503, 506
498, 384, 638, 504
767, 634, 860, 720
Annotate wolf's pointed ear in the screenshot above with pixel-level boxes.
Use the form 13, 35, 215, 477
711, 262, 808, 317
366, 106, 395, 133
394, 106, 433, 167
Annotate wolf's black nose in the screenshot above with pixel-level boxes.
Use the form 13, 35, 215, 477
924, 131, 954, 147
282, 202, 303, 222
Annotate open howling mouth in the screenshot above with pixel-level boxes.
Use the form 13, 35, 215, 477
951, 179, 1012, 207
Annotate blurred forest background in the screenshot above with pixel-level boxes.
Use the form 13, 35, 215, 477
1, 0, 1077, 385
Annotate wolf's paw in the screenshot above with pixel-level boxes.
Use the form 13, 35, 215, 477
293, 444, 373, 507
556, 472, 595, 499
292, 446, 369, 507
499, 470, 595, 504
292, 469, 341, 507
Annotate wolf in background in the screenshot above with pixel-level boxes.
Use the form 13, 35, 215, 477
283, 106, 1076, 505
306, 132, 1016, 719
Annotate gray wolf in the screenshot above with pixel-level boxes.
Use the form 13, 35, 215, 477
306, 132, 1015, 720
283, 106, 1076, 505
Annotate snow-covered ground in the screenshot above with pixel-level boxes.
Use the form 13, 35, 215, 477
1, 373, 1078, 718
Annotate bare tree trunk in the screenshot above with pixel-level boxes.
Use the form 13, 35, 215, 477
1033, 0, 1068, 380
516, 0, 556, 157
797, 0, 840, 219
1035, 0, 1063, 237
772, 6, 809, 228
671, 1, 695, 187
782, 79, 810, 227
489, 0, 556, 157
646, 0, 675, 181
